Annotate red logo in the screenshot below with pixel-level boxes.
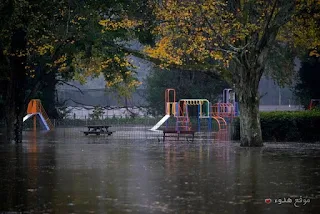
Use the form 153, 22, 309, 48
265, 198, 272, 204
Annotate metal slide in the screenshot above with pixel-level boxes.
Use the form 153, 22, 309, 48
23, 113, 51, 130
23, 113, 37, 122
150, 115, 170, 131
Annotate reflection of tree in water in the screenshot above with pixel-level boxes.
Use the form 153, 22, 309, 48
0, 131, 60, 212
26, 131, 39, 208
298, 157, 320, 213
163, 143, 236, 211
234, 149, 282, 213
0, 145, 28, 211
232, 147, 320, 213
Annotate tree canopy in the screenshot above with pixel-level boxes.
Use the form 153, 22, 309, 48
0, 0, 153, 142
0, 0, 150, 89
145, 0, 319, 78
294, 56, 320, 108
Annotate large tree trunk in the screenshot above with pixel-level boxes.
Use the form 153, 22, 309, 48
14, 112, 24, 143
3, 28, 28, 144
4, 109, 15, 143
4, 81, 29, 144
3, 75, 16, 143
237, 83, 263, 147
233, 53, 265, 147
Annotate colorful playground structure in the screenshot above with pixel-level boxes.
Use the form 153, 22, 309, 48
150, 88, 239, 138
213, 88, 240, 118
23, 99, 54, 130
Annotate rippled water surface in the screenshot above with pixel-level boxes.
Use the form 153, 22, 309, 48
0, 129, 320, 214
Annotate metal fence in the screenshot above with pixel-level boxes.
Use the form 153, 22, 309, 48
22, 117, 234, 142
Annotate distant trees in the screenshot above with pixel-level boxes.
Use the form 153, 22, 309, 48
294, 56, 320, 108
144, 68, 228, 116
89, 106, 104, 120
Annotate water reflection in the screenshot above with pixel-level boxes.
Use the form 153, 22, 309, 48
0, 130, 320, 213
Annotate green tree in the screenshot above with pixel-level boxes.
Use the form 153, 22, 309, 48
0, 0, 148, 143
89, 106, 104, 120
144, 0, 320, 147
294, 56, 320, 108
56, 106, 72, 119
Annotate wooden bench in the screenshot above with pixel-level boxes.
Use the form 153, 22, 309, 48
163, 128, 195, 141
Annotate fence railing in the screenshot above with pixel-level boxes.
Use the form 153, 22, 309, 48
20, 117, 236, 141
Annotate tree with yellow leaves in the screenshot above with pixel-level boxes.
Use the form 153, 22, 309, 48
145, 0, 320, 147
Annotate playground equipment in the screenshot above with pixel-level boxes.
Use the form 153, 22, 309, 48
212, 88, 239, 121
23, 99, 54, 130
308, 99, 320, 110
150, 89, 232, 136
150, 88, 175, 131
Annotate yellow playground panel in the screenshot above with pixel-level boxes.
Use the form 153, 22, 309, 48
179, 99, 210, 117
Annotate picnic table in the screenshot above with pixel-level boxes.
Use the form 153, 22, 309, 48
82, 125, 113, 136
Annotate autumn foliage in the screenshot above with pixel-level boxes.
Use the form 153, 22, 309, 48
146, 0, 320, 71
145, 0, 320, 146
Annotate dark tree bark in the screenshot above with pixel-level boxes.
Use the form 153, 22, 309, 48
4, 95, 15, 143
14, 107, 25, 143
232, 46, 268, 147
4, 29, 27, 143
40, 71, 60, 119
236, 73, 263, 147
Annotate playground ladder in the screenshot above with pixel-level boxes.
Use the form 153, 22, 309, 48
174, 101, 191, 131
175, 116, 191, 131
211, 103, 235, 123
39, 103, 54, 130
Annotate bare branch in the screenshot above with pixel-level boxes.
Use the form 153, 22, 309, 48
259, 0, 279, 49
57, 80, 84, 95
65, 4, 71, 36
24, 80, 42, 106
257, 1, 295, 50
259, 92, 268, 100
210, 46, 238, 54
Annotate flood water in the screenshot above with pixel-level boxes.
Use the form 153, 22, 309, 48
0, 129, 320, 214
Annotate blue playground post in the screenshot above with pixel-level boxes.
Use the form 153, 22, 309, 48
235, 102, 239, 116
208, 102, 212, 132
183, 104, 189, 132
197, 105, 201, 132
176, 102, 179, 116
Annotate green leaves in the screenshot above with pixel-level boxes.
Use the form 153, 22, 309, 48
1, 0, 151, 93
294, 56, 320, 108
233, 110, 320, 142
